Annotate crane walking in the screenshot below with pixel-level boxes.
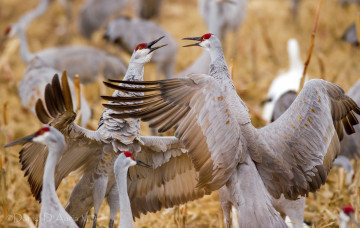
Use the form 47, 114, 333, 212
102, 33, 360, 227
5, 127, 77, 228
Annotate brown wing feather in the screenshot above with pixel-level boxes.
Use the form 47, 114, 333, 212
20, 72, 102, 201
256, 79, 360, 200
104, 75, 245, 192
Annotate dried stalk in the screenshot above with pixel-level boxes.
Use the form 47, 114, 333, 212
298, 0, 323, 94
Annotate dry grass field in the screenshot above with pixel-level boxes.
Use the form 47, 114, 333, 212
0, 0, 360, 227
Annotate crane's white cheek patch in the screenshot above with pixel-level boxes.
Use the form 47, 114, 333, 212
33, 132, 50, 143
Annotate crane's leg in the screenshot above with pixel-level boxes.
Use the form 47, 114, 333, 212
92, 175, 109, 228
219, 186, 232, 228
107, 184, 119, 228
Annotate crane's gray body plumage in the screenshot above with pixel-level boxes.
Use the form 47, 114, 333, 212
134, 0, 163, 19
198, 0, 248, 39
103, 34, 360, 227
104, 17, 178, 78
78, 0, 129, 39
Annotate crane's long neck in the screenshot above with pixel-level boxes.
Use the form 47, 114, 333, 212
19, 0, 50, 28
116, 167, 134, 228
41, 143, 64, 204
208, 46, 231, 82
123, 61, 144, 82
17, 25, 35, 63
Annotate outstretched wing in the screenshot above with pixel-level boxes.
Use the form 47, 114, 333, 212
103, 74, 246, 192
20, 72, 103, 201
255, 79, 360, 200
127, 136, 208, 217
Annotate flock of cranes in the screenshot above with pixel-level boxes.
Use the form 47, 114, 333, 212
1, 0, 360, 227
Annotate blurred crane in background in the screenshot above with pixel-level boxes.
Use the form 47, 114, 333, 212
1, 23, 127, 84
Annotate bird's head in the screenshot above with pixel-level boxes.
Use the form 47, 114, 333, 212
3, 126, 62, 148
340, 205, 359, 227
183, 33, 221, 51
3, 24, 17, 38
0, 25, 17, 45
115, 151, 151, 170
124, 151, 151, 167
130, 36, 167, 64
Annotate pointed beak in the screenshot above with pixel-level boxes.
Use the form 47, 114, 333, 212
182, 36, 202, 47
135, 159, 151, 168
0, 36, 7, 46
4, 134, 35, 148
350, 213, 360, 227
147, 36, 167, 53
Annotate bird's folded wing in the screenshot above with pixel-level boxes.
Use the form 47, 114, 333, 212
255, 79, 360, 200
126, 136, 207, 217
103, 74, 245, 192
19, 72, 103, 201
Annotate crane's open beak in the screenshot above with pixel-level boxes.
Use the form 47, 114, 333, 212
350, 213, 360, 227
147, 36, 167, 53
135, 159, 151, 168
182, 36, 202, 47
4, 134, 35, 148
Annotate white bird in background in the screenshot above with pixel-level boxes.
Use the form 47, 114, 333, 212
339, 205, 359, 228
4, 126, 77, 228
262, 38, 306, 123
198, 0, 248, 40
1, 23, 127, 84
104, 33, 360, 227
78, 0, 129, 39
104, 17, 178, 78
20, 57, 91, 127
113, 151, 150, 228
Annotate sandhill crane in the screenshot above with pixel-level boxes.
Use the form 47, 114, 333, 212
20, 57, 91, 127
342, 23, 359, 46
16, 38, 205, 228
113, 151, 150, 228
78, 0, 129, 39
134, 0, 163, 19
104, 17, 178, 78
198, 0, 248, 40
4, 126, 77, 228
1, 23, 127, 84
262, 38, 307, 123
103, 33, 360, 227
339, 205, 359, 228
